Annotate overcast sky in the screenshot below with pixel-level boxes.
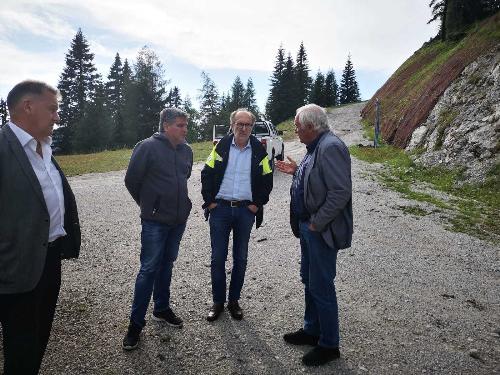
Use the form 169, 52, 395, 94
0, 0, 438, 111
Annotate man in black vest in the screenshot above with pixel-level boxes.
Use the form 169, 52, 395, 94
201, 108, 273, 321
0, 80, 81, 374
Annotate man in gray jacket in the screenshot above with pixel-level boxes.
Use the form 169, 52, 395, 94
123, 108, 193, 350
276, 104, 352, 366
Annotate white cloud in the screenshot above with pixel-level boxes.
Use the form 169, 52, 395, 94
0, 7, 75, 40
0, 40, 64, 98
0, 0, 440, 100
17, 0, 436, 72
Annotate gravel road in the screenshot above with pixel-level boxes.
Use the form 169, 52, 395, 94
7, 103, 499, 374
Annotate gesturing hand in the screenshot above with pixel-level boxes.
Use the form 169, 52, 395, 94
276, 156, 297, 175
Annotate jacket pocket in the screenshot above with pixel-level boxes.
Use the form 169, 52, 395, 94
152, 195, 161, 216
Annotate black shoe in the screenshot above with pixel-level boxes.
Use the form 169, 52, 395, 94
302, 346, 340, 366
122, 322, 141, 351
152, 308, 183, 328
227, 301, 243, 320
207, 303, 224, 322
283, 328, 319, 346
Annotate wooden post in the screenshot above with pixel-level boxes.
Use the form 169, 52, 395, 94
374, 98, 380, 148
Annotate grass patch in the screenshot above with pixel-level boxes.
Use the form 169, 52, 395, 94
56, 149, 132, 177
434, 109, 457, 150
397, 205, 429, 216
350, 145, 500, 243
361, 119, 375, 141
56, 140, 216, 177
189, 140, 215, 162
276, 119, 296, 141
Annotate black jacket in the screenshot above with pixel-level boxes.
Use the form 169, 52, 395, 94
201, 134, 273, 228
125, 133, 193, 225
0, 125, 81, 293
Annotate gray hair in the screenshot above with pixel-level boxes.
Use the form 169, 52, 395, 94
229, 108, 256, 125
158, 107, 188, 132
7, 80, 59, 112
296, 104, 329, 133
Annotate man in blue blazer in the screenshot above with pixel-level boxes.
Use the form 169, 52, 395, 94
0, 80, 81, 374
276, 104, 353, 367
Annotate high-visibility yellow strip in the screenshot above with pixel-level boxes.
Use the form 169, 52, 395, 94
260, 156, 272, 175
205, 147, 222, 168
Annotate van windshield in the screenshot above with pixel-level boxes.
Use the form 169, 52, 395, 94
214, 125, 230, 138
252, 122, 269, 135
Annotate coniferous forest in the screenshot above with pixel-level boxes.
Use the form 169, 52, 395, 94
0, 29, 361, 154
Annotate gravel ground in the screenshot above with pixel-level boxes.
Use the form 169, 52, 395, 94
3, 103, 498, 374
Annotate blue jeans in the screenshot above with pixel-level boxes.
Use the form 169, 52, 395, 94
299, 221, 340, 348
130, 219, 186, 328
209, 205, 255, 304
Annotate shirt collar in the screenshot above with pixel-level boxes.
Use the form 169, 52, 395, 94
8, 121, 52, 147
306, 131, 327, 154
231, 136, 251, 150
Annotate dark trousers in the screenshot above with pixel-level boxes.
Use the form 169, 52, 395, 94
0, 244, 62, 375
209, 205, 255, 304
130, 220, 186, 328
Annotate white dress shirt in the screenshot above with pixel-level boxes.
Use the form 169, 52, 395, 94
215, 138, 253, 201
8, 121, 66, 242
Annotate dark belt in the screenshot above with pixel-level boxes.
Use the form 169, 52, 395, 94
216, 199, 252, 208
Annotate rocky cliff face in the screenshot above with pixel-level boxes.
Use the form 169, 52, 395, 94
407, 46, 499, 183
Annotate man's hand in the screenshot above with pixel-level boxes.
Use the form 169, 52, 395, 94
276, 156, 297, 175
208, 202, 218, 210
247, 204, 258, 214
308, 222, 317, 232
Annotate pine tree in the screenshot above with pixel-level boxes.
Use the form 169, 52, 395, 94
428, 0, 448, 40
339, 55, 361, 104
134, 46, 167, 140
242, 78, 259, 116
56, 28, 100, 153
266, 45, 286, 125
183, 95, 201, 143
228, 76, 246, 112
216, 92, 231, 125
0, 98, 8, 126
324, 70, 338, 107
428, 0, 499, 41
166, 86, 183, 108
72, 81, 112, 152
106, 53, 124, 147
281, 53, 297, 121
198, 71, 220, 140
309, 71, 326, 107
120, 59, 139, 147
294, 42, 312, 108
479, 0, 500, 17
106, 53, 123, 116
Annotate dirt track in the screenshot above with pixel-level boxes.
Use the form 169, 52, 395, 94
3, 103, 498, 374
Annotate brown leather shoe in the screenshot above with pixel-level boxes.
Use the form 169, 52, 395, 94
227, 301, 243, 320
206, 303, 224, 322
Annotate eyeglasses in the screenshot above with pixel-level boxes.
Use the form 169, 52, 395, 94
234, 123, 253, 129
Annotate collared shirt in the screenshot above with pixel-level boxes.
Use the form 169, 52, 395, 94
215, 137, 253, 201
8, 121, 66, 242
291, 132, 326, 219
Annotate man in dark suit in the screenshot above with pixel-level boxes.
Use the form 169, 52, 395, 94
0, 80, 81, 374
276, 104, 352, 367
